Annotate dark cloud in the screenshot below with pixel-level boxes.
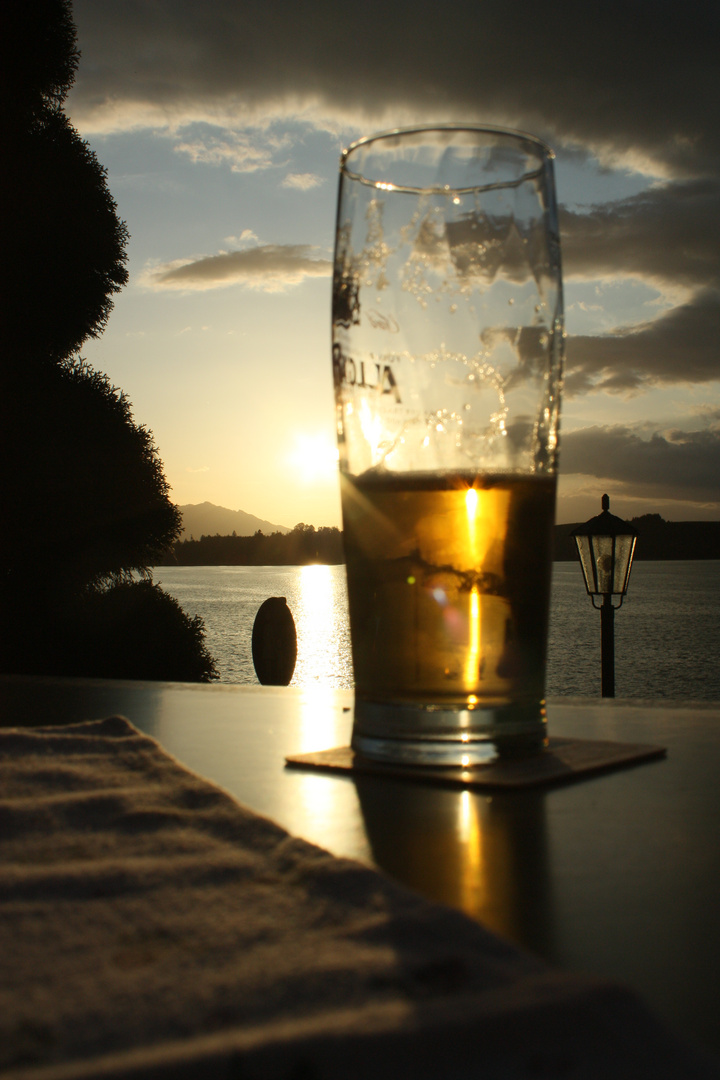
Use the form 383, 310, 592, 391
565, 289, 720, 394
68, 0, 719, 178
561, 180, 720, 290
141, 244, 331, 291
558, 178, 720, 394
560, 424, 720, 505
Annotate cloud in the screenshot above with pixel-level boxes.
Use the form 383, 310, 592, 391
281, 172, 325, 190
68, 0, 719, 179
561, 424, 720, 506
174, 130, 285, 172
557, 179, 720, 394
565, 289, 720, 394
561, 180, 720, 291
140, 243, 332, 292
224, 229, 259, 246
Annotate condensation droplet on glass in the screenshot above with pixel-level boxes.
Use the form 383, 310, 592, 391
449, 303, 458, 314
452, 196, 461, 205
422, 436, 430, 447
508, 297, 514, 306
463, 403, 471, 411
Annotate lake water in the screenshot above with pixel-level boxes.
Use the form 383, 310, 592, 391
154, 561, 720, 701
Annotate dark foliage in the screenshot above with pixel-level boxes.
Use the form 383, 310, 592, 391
1, 109, 129, 365
0, 360, 219, 681
0, 580, 217, 683
0, 0, 79, 114
1, 360, 182, 588
75, 581, 218, 682
0, 0, 217, 681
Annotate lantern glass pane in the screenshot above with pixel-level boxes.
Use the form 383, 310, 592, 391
613, 535, 636, 594
591, 535, 615, 595
574, 535, 595, 593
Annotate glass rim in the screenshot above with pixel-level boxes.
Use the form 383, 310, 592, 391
341, 123, 555, 195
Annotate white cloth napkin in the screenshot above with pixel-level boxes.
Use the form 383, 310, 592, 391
0, 717, 716, 1079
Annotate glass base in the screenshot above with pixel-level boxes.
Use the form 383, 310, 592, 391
351, 699, 547, 767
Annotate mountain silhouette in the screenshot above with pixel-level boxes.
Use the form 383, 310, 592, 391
177, 503, 290, 541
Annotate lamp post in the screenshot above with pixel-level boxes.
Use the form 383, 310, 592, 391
571, 495, 637, 697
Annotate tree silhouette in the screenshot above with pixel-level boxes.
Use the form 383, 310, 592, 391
158, 525, 345, 567
1, 0, 128, 365
2, 361, 181, 589
1, 0, 79, 114
0, 0, 216, 681
2, 110, 130, 365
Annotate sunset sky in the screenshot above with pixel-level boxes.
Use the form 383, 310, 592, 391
65, 0, 719, 529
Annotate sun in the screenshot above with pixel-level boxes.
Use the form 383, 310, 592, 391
288, 433, 339, 483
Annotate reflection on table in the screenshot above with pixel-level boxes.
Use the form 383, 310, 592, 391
356, 776, 556, 956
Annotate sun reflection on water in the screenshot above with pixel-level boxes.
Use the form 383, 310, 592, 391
293, 564, 351, 688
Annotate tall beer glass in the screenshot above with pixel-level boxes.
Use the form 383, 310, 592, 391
332, 126, 564, 766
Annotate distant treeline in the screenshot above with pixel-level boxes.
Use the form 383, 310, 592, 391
158, 514, 719, 566
157, 523, 345, 566
554, 515, 720, 561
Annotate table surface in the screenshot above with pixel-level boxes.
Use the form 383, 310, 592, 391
2, 674, 719, 1059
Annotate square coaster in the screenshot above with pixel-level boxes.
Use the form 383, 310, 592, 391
285, 737, 666, 791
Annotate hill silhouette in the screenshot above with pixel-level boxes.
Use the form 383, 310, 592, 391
166, 509, 718, 565
177, 503, 290, 541
554, 517, 720, 560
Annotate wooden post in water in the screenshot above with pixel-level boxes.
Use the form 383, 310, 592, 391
251, 597, 297, 686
